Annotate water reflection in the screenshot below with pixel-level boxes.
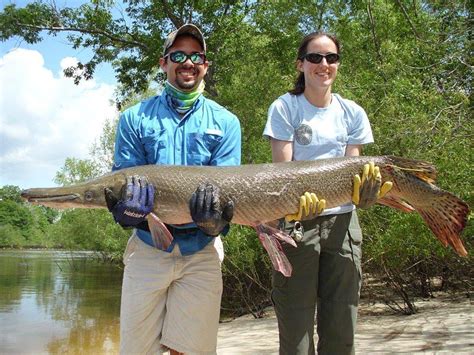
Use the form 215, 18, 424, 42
0, 250, 122, 354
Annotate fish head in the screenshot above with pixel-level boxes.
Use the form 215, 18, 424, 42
21, 172, 127, 210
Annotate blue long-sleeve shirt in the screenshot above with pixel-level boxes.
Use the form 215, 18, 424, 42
112, 91, 241, 255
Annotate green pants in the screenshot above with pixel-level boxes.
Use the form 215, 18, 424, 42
272, 211, 362, 355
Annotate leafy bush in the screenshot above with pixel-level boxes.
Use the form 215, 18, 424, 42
0, 224, 26, 248
221, 225, 273, 318
48, 209, 129, 258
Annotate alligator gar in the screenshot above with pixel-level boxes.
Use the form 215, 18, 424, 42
21, 155, 469, 275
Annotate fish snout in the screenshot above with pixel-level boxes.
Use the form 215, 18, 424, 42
20, 189, 81, 205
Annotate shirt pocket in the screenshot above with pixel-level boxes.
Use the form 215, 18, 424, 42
142, 129, 168, 164
186, 131, 222, 165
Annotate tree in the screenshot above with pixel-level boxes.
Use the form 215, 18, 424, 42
2, 0, 472, 309
0, 184, 59, 247
48, 208, 129, 257
0, 185, 23, 203
0, 1, 256, 104
54, 157, 102, 185
0, 199, 32, 230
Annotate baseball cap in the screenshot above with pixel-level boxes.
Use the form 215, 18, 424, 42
163, 24, 207, 56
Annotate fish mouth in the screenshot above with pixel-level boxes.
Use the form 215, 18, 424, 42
21, 190, 81, 203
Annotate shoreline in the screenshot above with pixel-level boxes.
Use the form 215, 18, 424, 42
217, 294, 473, 354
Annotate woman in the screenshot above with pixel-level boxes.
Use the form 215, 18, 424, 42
263, 32, 390, 354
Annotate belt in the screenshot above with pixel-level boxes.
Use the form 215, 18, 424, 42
166, 224, 200, 236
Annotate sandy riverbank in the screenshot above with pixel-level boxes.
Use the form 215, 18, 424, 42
217, 295, 473, 354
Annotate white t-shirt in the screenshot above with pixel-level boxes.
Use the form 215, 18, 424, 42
263, 92, 374, 215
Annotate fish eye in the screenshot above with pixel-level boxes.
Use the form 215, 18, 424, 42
84, 191, 94, 201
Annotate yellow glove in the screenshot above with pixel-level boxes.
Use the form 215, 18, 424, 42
285, 192, 326, 222
352, 162, 393, 209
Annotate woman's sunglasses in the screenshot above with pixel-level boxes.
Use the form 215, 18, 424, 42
301, 52, 340, 64
165, 51, 207, 65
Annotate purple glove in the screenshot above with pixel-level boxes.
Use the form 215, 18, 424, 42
104, 175, 155, 228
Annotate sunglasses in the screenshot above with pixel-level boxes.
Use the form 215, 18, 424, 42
301, 52, 340, 64
165, 51, 207, 65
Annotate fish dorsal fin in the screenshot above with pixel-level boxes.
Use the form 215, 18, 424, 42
387, 156, 437, 184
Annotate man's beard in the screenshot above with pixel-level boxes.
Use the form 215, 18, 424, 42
175, 66, 200, 91
175, 77, 197, 90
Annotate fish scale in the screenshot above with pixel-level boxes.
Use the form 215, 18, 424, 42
21, 155, 469, 257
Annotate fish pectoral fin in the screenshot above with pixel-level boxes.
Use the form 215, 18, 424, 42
147, 213, 173, 250
256, 224, 297, 247
378, 196, 415, 213
255, 224, 296, 277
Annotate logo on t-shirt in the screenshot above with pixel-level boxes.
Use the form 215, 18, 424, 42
295, 124, 312, 145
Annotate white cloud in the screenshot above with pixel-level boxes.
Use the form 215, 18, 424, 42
0, 48, 118, 189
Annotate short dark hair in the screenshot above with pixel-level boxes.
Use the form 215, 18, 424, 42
289, 32, 341, 96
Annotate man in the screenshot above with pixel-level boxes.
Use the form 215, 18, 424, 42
106, 24, 241, 354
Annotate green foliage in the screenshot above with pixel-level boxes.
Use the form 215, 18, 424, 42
0, 187, 58, 247
0, 199, 33, 231
0, 1, 256, 104
89, 117, 118, 173
48, 209, 129, 256
221, 225, 273, 317
360, 205, 473, 308
0, 224, 25, 248
54, 157, 102, 185
1, 1, 472, 308
0, 185, 23, 203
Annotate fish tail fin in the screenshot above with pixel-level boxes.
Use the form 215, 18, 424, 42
386, 156, 437, 184
378, 156, 469, 257
416, 193, 469, 257
380, 185, 469, 257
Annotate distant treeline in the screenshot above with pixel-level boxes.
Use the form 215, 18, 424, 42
0, 185, 129, 260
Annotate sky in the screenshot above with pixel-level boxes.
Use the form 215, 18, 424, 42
0, 1, 119, 189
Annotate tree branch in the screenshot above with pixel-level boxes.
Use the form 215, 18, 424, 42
366, 1, 383, 65
160, 0, 183, 28
394, 0, 420, 39
14, 21, 149, 51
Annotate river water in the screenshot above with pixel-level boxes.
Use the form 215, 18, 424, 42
0, 250, 122, 354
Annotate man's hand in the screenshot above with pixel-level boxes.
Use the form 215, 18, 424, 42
285, 192, 326, 222
189, 183, 234, 236
104, 175, 155, 227
352, 162, 392, 209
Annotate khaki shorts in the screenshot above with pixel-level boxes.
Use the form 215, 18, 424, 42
120, 234, 224, 354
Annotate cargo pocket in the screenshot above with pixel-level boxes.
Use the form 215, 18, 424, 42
347, 212, 363, 286
348, 212, 363, 246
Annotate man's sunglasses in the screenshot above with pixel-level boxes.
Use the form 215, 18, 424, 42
165, 51, 206, 65
301, 52, 340, 64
